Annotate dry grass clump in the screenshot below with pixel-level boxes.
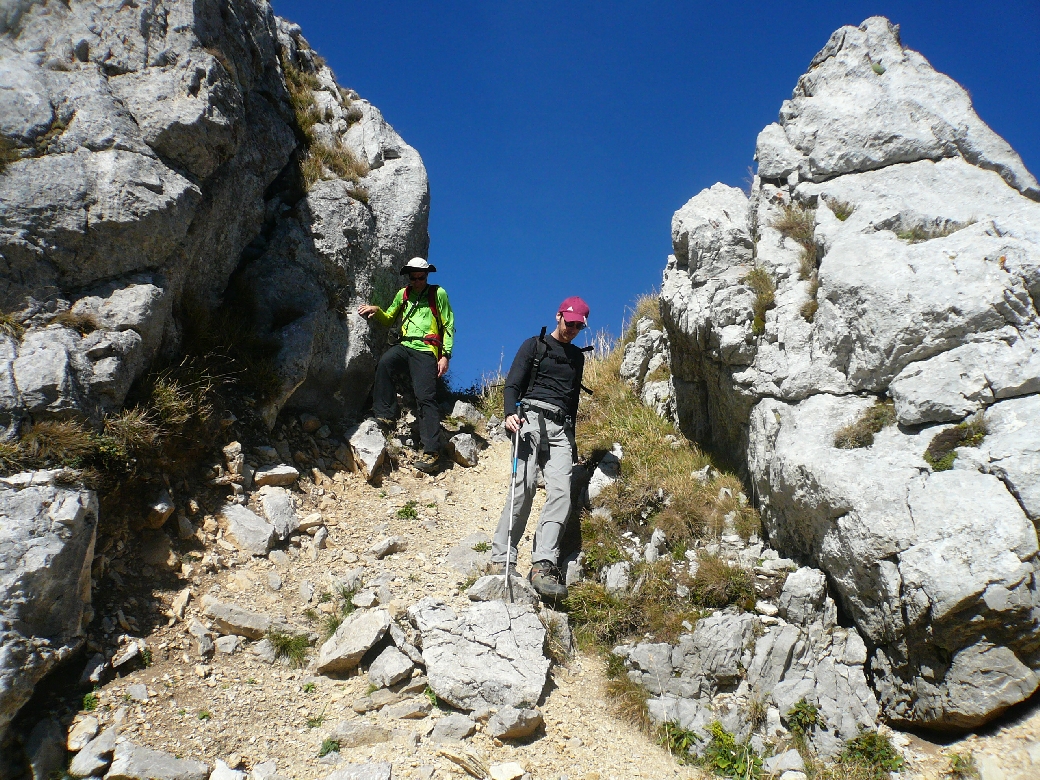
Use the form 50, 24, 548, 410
924, 415, 987, 472
0, 309, 25, 338
689, 555, 756, 610
826, 198, 855, 221
743, 266, 775, 335
0, 135, 21, 174
772, 202, 822, 322
303, 142, 370, 190
772, 202, 816, 248
897, 220, 974, 244
623, 292, 663, 343
50, 309, 99, 334
604, 664, 652, 732
19, 420, 95, 464
834, 400, 896, 449
34, 112, 70, 156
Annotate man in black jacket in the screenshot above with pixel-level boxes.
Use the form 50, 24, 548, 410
490, 296, 589, 600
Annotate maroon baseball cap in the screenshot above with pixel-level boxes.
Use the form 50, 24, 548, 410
558, 296, 590, 324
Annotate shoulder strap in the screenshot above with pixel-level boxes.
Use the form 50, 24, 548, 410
522, 327, 549, 399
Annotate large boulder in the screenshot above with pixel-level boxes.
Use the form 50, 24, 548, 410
661, 16, 1040, 730
409, 598, 550, 712
0, 473, 97, 745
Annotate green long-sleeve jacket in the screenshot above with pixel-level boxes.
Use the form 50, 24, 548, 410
373, 284, 455, 358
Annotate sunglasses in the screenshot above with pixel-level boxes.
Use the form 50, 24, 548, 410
561, 319, 586, 330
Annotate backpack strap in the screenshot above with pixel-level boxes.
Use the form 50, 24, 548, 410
522, 326, 549, 399
399, 284, 445, 358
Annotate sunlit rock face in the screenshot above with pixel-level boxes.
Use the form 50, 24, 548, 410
0, 1, 429, 431
662, 16, 1040, 730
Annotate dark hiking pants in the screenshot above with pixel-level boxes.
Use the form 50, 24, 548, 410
373, 344, 441, 454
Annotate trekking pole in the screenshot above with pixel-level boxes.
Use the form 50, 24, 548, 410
505, 407, 521, 603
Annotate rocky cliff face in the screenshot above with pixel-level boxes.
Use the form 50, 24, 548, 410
0, 0, 428, 434
662, 17, 1040, 729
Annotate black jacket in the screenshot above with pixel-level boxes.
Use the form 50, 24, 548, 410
503, 332, 585, 420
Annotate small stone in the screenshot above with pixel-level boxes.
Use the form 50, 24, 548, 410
430, 713, 476, 742
384, 697, 432, 720
314, 526, 328, 549
299, 580, 315, 603
466, 575, 539, 606
251, 638, 277, 664
299, 513, 324, 532
449, 433, 480, 467
68, 727, 117, 777
368, 646, 414, 688
369, 536, 407, 559
211, 759, 246, 780
269, 549, 290, 566
111, 639, 144, 669
326, 721, 391, 748
144, 489, 175, 529
755, 601, 779, 617
215, 635, 241, 654
489, 762, 526, 780
316, 609, 392, 674
352, 590, 379, 609
177, 515, 195, 540
67, 716, 99, 751
79, 653, 107, 687
487, 707, 543, 740
267, 571, 282, 591
300, 413, 321, 433
253, 464, 300, 487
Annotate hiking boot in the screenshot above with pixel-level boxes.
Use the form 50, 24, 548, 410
529, 562, 568, 601
413, 450, 442, 474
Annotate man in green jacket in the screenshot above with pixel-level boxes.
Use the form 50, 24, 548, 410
358, 258, 455, 473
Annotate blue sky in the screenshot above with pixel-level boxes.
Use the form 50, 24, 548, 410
271, 1, 1040, 388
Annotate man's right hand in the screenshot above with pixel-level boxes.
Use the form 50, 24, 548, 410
357, 304, 379, 318
504, 413, 523, 433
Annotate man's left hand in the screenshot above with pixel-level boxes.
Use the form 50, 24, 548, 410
437, 356, 449, 377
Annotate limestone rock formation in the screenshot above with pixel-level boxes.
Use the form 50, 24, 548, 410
661, 16, 1040, 729
0, 472, 97, 742
633, 568, 877, 758
0, 0, 429, 435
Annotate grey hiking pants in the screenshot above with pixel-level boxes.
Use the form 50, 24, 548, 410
492, 404, 573, 567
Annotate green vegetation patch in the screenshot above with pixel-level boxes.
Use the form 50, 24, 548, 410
945, 752, 979, 779
924, 416, 987, 471
689, 555, 756, 611
743, 266, 776, 336
700, 721, 763, 778
834, 400, 896, 449
397, 500, 418, 519
267, 628, 310, 668
835, 730, 903, 779
658, 720, 701, 764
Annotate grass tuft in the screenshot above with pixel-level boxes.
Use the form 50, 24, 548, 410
834, 400, 896, 449
49, 309, 99, 334
19, 420, 95, 465
944, 752, 979, 779
772, 202, 816, 248
834, 730, 903, 779
827, 198, 855, 221
689, 555, 756, 611
396, 500, 418, 520
623, 292, 663, 344
267, 628, 310, 668
897, 220, 974, 244
605, 667, 652, 731
0, 310, 25, 338
743, 267, 775, 336
0, 134, 22, 174
924, 415, 987, 471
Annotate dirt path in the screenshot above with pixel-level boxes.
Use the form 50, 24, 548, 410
78, 438, 1038, 779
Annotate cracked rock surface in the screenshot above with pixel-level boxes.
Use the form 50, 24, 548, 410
661, 15, 1040, 729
